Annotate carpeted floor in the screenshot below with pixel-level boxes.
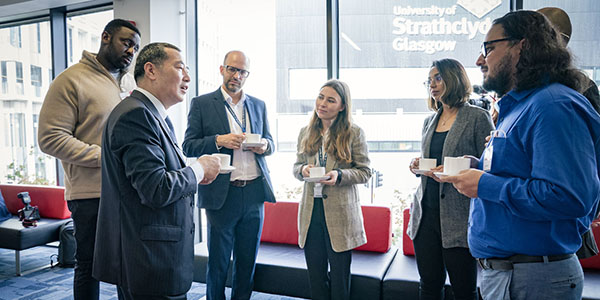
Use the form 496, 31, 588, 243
0, 245, 306, 300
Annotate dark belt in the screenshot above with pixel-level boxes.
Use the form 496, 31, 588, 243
478, 254, 574, 271
230, 178, 259, 188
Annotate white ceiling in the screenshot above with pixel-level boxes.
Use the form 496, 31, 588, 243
0, 0, 111, 23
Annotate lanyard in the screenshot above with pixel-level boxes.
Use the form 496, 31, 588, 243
318, 145, 327, 167
224, 101, 247, 133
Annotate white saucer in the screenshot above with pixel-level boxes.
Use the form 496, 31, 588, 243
303, 176, 330, 182
219, 166, 236, 174
413, 169, 432, 175
433, 171, 451, 178
242, 142, 263, 149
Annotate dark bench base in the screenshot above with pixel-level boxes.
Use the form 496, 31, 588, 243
383, 254, 600, 300
0, 216, 71, 275
194, 242, 397, 300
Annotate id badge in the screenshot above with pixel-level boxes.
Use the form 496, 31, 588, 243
483, 145, 493, 172
314, 183, 324, 198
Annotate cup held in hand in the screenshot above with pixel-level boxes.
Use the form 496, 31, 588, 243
245, 133, 261, 144
212, 153, 231, 169
419, 158, 436, 171
443, 157, 470, 175
309, 167, 326, 178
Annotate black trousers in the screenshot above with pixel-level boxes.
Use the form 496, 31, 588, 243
412, 207, 477, 300
67, 198, 100, 300
303, 197, 352, 300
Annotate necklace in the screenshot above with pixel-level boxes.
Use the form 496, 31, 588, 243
440, 109, 457, 126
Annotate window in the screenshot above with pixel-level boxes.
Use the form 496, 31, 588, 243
523, 0, 600, 88
68, 27, 73, 63
0, 21, 55, 184
31, 65, 42, 97
1, 62, 7, 94
337, 0, 510, 203
67, 10, 113, 66
15, 62, 24, 95
10, 26, 21, 48
36, 23, 41, 53
196, 0, 327, 202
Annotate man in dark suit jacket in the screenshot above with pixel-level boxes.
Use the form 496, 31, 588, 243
182, 50, 275, 300
93, 42, 220, 300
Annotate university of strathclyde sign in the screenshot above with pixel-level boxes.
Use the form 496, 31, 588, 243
392, 0, 501, 54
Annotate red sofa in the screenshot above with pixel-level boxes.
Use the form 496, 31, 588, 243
194, 201, 396, 300
0, 184, 71, 275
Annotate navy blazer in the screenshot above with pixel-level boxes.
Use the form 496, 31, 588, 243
182, 89, 276, 210
93, 90, 198, 295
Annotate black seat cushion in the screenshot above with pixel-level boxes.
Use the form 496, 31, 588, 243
0, 216, 70, 250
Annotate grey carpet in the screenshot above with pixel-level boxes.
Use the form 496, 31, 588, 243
0, 245, 306, 300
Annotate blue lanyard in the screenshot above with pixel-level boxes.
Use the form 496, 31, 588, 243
318, 146, 327, 167
223, 101, 247, 133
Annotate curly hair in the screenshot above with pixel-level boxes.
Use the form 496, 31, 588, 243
493, 10, 586, 93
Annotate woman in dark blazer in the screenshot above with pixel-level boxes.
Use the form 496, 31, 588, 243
293, 79, 371, 300
407, 58, 494, 300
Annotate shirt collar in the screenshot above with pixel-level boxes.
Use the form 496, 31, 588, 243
136, 87, 168, 119
220, 86, 247, 106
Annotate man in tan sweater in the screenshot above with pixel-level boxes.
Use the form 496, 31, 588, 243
38, 19, 140, 300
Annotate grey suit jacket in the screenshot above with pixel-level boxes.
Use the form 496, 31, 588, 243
407, 103, 494, 248
182, 89, 275, 210
293, 124, 371, 252
93, 91, 198, 295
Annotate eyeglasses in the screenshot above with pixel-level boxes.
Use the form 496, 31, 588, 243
224, 65, 250, 78
424, 74, 443, 87
480, 37, 518, 58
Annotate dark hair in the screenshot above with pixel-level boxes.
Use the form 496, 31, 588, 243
103, 19, 140, 36
427, 58, 471, 111
493, 10, 586, 92
134, 42, 180, 82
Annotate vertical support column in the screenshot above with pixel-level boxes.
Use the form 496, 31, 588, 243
326, 0, 339, 80
49, 7, 67, 187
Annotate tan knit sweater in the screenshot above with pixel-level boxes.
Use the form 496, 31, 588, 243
38, 51, 135, 200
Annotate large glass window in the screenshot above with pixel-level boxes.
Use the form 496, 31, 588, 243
196, 0, 326, 202
66, 10, 113, 66
337, 0, 510, 208
0, 21, 55, 185
523, 0, 600, 88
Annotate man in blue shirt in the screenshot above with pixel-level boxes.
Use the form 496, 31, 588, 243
442, 10, 600, 300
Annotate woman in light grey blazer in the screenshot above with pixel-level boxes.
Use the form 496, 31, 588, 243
293, 79, 371, 300
407, 59, 494, 300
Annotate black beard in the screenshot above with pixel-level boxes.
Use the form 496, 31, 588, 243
482, 53, 513, 97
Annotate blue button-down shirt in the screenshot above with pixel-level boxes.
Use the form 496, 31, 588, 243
469, 83, 600, 258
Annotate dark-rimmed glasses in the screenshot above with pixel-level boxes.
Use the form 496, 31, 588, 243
224, 65, 250, 78
481, 37, 518, 58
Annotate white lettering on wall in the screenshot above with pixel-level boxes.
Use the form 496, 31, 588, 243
391, 3, 494, 54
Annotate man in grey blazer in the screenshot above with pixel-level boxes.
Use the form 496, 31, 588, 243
93, 42, 220, 300
182, 50, 275, 300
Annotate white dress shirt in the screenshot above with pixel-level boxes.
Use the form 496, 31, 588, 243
220, 86, 261, 181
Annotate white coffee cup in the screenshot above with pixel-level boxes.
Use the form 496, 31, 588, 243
443, 157, 470, 175
419, 158, 437, 171
309, 167, 326, 178
212, 153, 231, 169
245, 133, 261, 144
